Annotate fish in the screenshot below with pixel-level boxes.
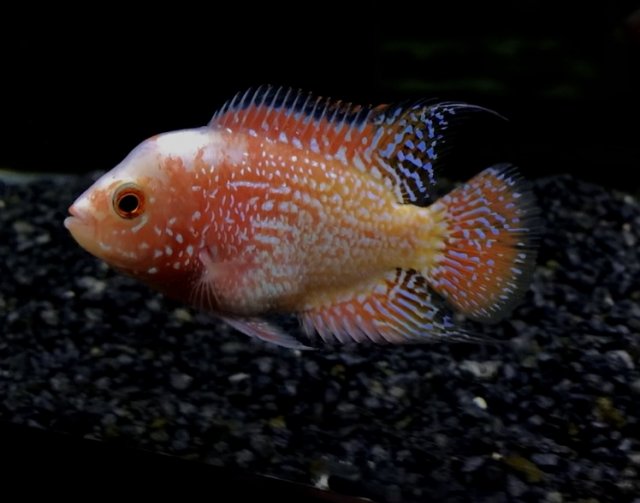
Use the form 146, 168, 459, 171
64, 86, 540, 350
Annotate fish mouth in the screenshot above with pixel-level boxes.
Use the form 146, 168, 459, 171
64, 205, 87, 230
64, 203, 97, 242
64, 205, 81, 230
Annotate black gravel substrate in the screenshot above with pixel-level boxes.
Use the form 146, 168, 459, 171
1, 172, 639, 502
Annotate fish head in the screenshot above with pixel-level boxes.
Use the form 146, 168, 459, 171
65, 127, 223, 283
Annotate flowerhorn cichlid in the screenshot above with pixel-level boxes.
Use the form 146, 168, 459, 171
64, 86, 540, 350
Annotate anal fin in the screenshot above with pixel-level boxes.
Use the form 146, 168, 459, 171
300, 269, 474, 345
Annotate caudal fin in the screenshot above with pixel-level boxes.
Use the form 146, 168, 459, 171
427, 164, 540, 322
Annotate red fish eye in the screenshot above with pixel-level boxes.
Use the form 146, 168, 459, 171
113, 184, 145, 219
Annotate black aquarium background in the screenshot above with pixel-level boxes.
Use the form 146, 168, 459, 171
2, 2, 640, 502
2, 1, 640, 191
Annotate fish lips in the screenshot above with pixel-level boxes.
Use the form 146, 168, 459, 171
64, 204, 99, 253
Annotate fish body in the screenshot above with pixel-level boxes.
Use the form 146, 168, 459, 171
65, 87, 539, 349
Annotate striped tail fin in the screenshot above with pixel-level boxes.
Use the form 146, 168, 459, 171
427, 164, 540, 322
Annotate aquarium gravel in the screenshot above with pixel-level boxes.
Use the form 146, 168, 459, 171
1, 172, 639, 502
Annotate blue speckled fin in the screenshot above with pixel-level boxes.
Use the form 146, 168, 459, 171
209, 86, 504, 206
367, 100, 506, 206
299, 269, 477, 345
221, 315, 314, 350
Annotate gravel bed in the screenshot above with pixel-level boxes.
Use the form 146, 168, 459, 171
1, 172, 639, 502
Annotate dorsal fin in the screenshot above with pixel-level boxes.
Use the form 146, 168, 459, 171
210, 86, 505, 206
209, 85, 374, 153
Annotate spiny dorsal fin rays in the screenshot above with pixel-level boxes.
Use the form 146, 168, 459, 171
256, 85, 276, 129
211, 86, 372, 136
209, 86, 377, 172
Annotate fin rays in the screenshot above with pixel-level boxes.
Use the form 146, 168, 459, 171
427, 164, 541, 322
300, 269, 474, 345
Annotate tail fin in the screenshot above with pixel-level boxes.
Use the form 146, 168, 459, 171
426, 164, 540, 322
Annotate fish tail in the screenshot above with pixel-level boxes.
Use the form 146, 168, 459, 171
423, 164, 541, 322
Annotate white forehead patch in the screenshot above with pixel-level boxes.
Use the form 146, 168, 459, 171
154, 128, 246, 168
154, 128, 217, 162
107, 128, 232, 184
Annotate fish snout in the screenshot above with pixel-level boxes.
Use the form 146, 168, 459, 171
64, 204, 82, 227
64, 200, 97, 236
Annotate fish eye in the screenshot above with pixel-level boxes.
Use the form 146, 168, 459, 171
113, 184, 145, 219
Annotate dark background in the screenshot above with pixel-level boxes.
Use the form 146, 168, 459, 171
2, 2, 640, 192
2, 5, 640, 500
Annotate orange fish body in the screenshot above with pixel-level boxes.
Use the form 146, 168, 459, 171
65, 87, 539, 349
